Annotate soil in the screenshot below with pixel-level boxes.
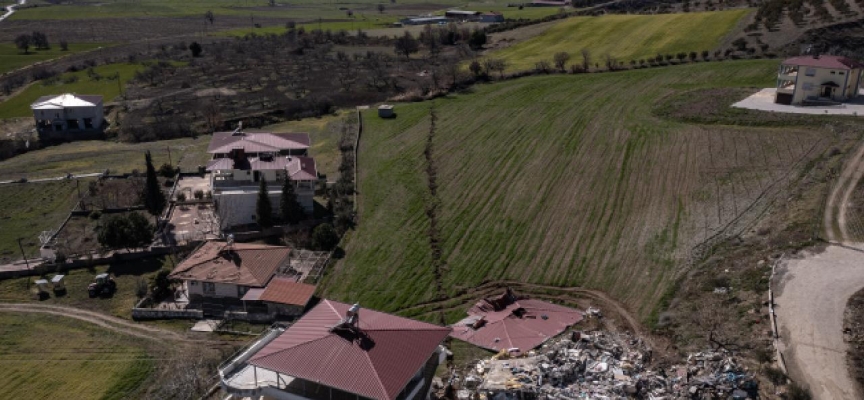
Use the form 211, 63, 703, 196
844, 286, 864, 396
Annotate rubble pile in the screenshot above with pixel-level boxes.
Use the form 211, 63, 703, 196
456, 330, 758, 400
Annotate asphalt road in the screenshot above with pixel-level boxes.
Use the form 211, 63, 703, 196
774, 244, 864, 400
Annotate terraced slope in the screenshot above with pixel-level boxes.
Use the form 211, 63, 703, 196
321, 60, 836, 322
491, 10, 750, 72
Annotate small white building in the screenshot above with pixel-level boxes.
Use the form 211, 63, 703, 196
31, 93, 104, 139
206, 129, 318, 230
775, 55, 864, 105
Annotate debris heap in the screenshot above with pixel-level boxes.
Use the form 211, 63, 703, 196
453, 330, 758, 400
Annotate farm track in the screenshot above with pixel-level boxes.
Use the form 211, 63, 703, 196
826, 137, 864, 243
0, 303, 227, 345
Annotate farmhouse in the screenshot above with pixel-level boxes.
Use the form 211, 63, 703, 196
219, 300, 452, 400
775, 54, 864, 105
31, 93, 104, 140
207, 126, 318, 229
449, 289, 584, 353
168, 241, 291, 303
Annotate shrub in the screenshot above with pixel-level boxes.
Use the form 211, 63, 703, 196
177, 192, 187, 201
311, 223, 340, 251
158, 163, 177, 178
193, 189, 204, 199
88, 210, 102, 220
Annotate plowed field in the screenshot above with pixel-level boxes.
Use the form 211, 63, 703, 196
321, 60, 839, 322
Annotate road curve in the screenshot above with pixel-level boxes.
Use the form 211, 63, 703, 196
0, 0, 25, 22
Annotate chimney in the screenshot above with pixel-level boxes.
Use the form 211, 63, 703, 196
346, 303, 360, 326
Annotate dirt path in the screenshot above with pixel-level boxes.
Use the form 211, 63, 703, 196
825, 139, 864, 243
0, 303, 213, 344
774, 245, 864, 400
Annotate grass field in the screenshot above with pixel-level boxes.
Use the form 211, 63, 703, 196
0, 43, 106, 74
0, 62, 143, 119
0, 136, 212, 182
0, 181, 79, 262
489, 10, 750, 71
320, 60, 837, 322
0, 312, 153, 399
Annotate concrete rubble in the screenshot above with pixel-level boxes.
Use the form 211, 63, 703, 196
451, 330, 758, 400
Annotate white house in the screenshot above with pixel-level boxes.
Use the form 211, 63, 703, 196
775, 55, 864, 105
206, 128, 318, 229
31, 93, 104, 139
168, 241, 291, 304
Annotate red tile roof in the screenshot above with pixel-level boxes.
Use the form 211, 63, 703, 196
782, 55, 864, 70
208, 132, 311, 154
205, 155, 317, 181
249, 300, 451, 400
257, 277, 316, 306
168, 241, 290, 287
449, 290, 583, 353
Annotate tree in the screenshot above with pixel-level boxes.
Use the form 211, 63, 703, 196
14, 34, 30, 54
580, 48, 590, 71
346, 9, 354, 17
143, 151, 166, 218
377, 3, 385, 13
189, 42, 203, 57
280, 175, 305, 224
59, 40, 68, 51
158, 163, 177, 178
205, 10, 214, 25
97, 213, 154, 251
256, 178, 274, 228
553, 51, 570, 71
31, 31, 49, 50
468, 30, 487, 50
311, 223, 340, 251
393, 31, 419, 59
469, 60, 483, 77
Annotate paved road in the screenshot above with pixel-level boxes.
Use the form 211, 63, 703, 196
774, 245, 864, 400
0, 0, 25, 22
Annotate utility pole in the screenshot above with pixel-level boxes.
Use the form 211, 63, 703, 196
17, 238, 31, 288
167, 146, 173, 166
75, 179, 84, 211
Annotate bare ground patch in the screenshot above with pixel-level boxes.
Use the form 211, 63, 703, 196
845, 286, 864, 396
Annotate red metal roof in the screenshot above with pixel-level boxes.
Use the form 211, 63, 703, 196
257, 277, 316, 306
449, 290, 583, 353
249, 300, 451, 400
782, 55, 864, 70
168, 241, 290, 287
208, 132, 311, 154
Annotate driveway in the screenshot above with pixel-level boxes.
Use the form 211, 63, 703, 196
774, 244, 864, 400
733, 88, 864, 116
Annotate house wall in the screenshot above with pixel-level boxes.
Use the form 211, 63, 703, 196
33, 104, 104, 132
267, 303, 305, 317
186, 279, 249, 299
790, 66, 854, 104
214, 188, 315, 229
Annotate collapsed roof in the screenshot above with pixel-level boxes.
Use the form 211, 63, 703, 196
168, 241, 291, 287
449, 289, 584, 353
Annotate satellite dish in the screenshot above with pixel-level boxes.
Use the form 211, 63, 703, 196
227, 234, 235, 246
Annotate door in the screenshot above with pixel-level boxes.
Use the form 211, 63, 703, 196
822, 86, 833, 98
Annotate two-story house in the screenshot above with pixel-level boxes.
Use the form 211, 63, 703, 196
31, 93, 104, 140
219, 300, 452, 400
775, 54, 864, 105
207, 127, 318, 229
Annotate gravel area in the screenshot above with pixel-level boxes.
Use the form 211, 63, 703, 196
733, 88, 864, 116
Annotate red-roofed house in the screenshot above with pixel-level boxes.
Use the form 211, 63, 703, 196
219, 300, 452, 400
449, 289, 583, 353
241, 277, 317, 317
169, 241, 291, 302
775, 54, 864, 105
207, 125, 319, 229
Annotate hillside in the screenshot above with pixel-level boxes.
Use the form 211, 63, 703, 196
321, 60, 839, 322
488, 10, 750, 71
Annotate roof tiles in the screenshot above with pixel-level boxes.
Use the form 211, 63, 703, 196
257, 277, 316, 306
168, 241, 290, 287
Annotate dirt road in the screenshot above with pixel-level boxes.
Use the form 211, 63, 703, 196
825, 139, 864, 243
774, 245, 864, 400
0, 303, 204, 343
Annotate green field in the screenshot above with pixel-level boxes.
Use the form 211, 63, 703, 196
0, 181, 79, 262
0, 136, 212, 182
0, 63, 144, 119
490, 10, 750, 71
320, 60, 834, 322
0, 43, 106, 75
0, 312, 153, 399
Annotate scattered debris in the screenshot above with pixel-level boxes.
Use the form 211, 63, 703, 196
451, 327, 757, 399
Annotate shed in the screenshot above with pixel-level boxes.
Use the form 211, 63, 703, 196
378, 104, 395, 118
51, 275, 66, 292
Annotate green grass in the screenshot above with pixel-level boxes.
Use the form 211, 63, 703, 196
0, 43, 107, 75
0, 63, 143, 119
0, 181, 79, 262
0, 136, 212, 182
0, 312, 153, 399
320, 60, 833, 321
0, 257, 172, 318
489, 10, 750, 71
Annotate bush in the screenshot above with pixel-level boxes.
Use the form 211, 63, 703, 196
311, 223, 340, 251
177, 192, 186, 201
88, 210, 102, 220
194, 189, 204, 199
158, 163, 177, 178
135, 277, 149, 299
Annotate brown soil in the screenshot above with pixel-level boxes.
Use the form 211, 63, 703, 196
845, 286, 864, 396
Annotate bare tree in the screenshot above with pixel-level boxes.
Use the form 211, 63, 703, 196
580, 48, 590, 71
377, 3, 386, 13
553, 51, 570, 71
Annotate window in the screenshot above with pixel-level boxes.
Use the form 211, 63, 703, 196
802, 82, 814, 91
840, 72, 845, 75
189, 281, 197, 286
831, 71, 836, 75
805, 68, 816, 76
203, 282, 215, 294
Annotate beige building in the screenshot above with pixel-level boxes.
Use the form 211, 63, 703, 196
206, 129, 318, 229
775, 55, 864, 105
31, 93, 104, 139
